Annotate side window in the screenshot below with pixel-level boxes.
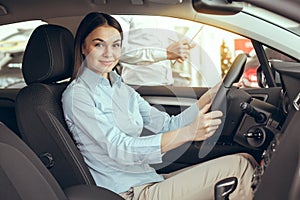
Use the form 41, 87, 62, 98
0, 20, 46, 89
241, 45, 297, 88
115, 15, 251, 87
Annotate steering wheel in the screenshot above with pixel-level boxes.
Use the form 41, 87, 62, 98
198, 53, 247, 158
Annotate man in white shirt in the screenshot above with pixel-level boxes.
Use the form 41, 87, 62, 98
117, 15, 194, 86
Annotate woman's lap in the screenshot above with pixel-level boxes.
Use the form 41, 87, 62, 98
130, 153, 256, 200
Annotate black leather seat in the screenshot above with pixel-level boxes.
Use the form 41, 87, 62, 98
15, 24, 95, 189
0, 122, 123, 200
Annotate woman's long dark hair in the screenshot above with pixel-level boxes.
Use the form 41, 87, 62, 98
72, 12, 123, 80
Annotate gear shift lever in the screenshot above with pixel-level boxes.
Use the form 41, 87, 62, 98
215, 177, 238, 200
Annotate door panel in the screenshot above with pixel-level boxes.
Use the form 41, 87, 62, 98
135, 85, 207, 115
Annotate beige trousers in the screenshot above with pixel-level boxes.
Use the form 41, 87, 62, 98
120, 154, 256, 200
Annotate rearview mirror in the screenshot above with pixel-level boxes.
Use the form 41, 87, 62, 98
192, 0, 243, 15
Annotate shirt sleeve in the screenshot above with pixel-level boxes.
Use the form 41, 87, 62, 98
120, 47, 167, 65
119, 16, 168, 65
63, 86, 163, 166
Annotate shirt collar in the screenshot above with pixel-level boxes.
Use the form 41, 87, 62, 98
79, 67, 122, 89
109, 69, 122, 87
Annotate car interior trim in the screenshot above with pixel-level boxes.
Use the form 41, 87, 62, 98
143, 96, 197, 106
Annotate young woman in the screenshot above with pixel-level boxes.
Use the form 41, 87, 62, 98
62, 12, 256, 200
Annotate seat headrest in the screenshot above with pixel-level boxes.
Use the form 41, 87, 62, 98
22, 24, 74, 84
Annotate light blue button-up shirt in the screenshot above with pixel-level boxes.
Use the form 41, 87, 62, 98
62, 67, 199, 194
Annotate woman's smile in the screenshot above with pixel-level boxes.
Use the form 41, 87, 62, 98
100, 60, 114, 66
81, 25, 122, 77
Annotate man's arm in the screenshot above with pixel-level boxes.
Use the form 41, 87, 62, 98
120, 40, 194, 65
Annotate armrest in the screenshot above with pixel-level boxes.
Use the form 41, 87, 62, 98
64, 185, 124, 200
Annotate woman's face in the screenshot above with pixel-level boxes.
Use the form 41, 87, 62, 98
82, 25, 122, 77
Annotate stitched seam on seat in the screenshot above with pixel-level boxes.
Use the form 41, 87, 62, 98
37, 28, 54, 82
46, 111, 94, 185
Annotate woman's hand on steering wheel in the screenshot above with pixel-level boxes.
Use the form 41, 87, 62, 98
197, 81, 222, 110
187, 104, 223, 142
197, 53, 247, 158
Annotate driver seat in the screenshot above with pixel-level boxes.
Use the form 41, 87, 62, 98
15, 24, 95, 189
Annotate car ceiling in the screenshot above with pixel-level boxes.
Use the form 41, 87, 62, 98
1, 0, 300, 59
0, 0, 196, 25
243, 0, 300, 24
1, 0, 300, 26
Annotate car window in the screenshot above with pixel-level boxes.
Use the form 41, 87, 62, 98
114, 15, 253, 88
241, 45, 298, 88
2, 17, 281, 89
0, 20, 46, 89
